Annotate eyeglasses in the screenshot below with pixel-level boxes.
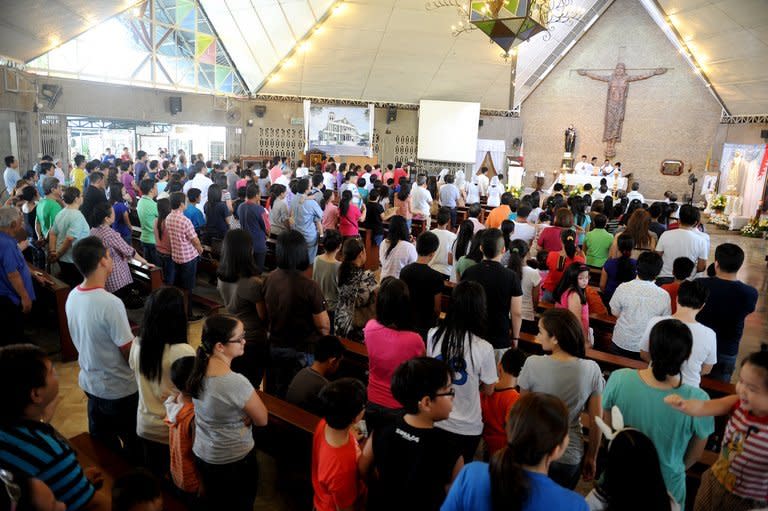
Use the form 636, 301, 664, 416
0, 469, 21, 511
434, 389, 455, 398
225, 333, 246, 344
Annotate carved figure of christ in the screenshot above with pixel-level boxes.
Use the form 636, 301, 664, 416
577, 63, 667, 157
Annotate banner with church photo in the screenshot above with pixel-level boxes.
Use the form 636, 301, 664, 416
719, 143, 767, 216
306, 102, 374, 157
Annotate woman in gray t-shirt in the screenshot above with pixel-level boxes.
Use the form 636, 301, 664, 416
187, 314, 268, 511
518, 308, 605, 490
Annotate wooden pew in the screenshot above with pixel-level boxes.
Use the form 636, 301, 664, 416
28, 263, 76, 361
127, 258, 163, 292
69, 433, 187, 511
258, 391, 321, 435
254, 391, 320, 509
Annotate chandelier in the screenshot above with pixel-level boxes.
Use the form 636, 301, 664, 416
426, 0, 584, 52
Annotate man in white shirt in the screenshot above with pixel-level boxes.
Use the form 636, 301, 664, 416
66, 236, 138, 455
3, 155, 20, 198
53, 159, 67, 184
599, 159, 614, 176
626, 182, 644, 204
428, 208, 456, 278
411, 174, 433, 228
360, 165, 373, 190
655, 204, 708, 280
476, 167, 490, 197
639, 280, 717, 387
182, 161, 213, 211
295, 159, 309, 179
322, 166, 336, 191
609, 252, 671, 359
511, 205, 536, 245
573, 155, 593, 176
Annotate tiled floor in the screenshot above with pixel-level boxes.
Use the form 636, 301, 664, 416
44, 229, 767, 506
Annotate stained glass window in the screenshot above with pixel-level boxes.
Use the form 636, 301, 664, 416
27, 0, 249, 96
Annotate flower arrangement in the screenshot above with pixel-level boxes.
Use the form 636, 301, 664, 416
741, 221, 763, 238
506, 185, 522, 198
709, 213, 730, 229
710, 194, 727, 210
759, 217, 768, 232
567, 185, 584, 197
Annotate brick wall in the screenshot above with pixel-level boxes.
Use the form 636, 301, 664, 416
521, 0, 721, 199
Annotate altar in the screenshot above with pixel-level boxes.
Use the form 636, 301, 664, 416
549, 173, 628, 192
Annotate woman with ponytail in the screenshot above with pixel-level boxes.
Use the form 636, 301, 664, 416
188, 314, 268, 511
338, 189, 366, 238
603, 318, 714, 509
600, 234, 637, 304
506, 239, 540, 329
268, 183, 290, 236
334, 237, 377, 341
154, 197, 175, 284
541, 228, 585, 302
518, 308, 604, 489
441, 393, 588, 511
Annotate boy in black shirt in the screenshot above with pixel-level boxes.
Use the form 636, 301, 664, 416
461, 228, 522, 351
359, 357, 463, 511
400, 231, 446, 342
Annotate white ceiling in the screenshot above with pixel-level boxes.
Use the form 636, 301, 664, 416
4, 0, 767, 114
257, 0, 605, 110
0, 0, 136, 63
657, 0, 768, 114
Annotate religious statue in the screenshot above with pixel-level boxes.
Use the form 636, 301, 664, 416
725, 150, 747, 194
577, 64, 667, 158
564, 124, 576, 153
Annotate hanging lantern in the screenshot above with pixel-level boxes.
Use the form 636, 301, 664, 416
469, 0, 549, 51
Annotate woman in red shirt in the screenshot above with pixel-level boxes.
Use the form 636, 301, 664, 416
338, 190, 366, 238
542, 229, 585, 302
537, 207, 574, 253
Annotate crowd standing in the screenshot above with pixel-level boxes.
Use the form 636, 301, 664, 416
0, 149, 763, 511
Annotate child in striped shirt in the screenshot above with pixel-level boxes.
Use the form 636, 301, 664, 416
665, 345, 768, 509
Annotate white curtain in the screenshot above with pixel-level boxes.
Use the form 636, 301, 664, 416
303, 99, 311, 152
475, 139, 506, 176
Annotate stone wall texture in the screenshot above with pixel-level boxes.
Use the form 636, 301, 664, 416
521, 0, 722, 199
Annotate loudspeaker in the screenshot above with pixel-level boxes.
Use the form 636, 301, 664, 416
761, 129, 768, 139
169, 96, 182, 115
386, 106, 397, 124
254, 105, 267, 118
479, 119, 484, 128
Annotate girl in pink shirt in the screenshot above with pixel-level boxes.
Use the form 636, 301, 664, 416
554, 262, 590, 341
338, 190, 366, 238
320, 190, 339, 231
363, 277, 424, 432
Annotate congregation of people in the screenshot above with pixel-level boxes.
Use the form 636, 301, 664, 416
0, 149, 765, 511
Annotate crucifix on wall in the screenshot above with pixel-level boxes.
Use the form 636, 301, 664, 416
577, 62, 667, 158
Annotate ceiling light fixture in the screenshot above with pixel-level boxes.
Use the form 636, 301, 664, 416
426, 0, 584, 51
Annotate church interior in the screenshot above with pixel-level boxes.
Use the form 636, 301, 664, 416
0, 0, 767, 510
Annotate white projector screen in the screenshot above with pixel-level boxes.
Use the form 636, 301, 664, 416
417, 100, 481, 163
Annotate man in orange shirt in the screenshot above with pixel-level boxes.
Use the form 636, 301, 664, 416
485, 192, 512, 229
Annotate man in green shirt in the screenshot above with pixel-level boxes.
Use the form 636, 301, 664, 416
35, 177, 62, 240
583, 213, 613, 268
136, 179, 159, 264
